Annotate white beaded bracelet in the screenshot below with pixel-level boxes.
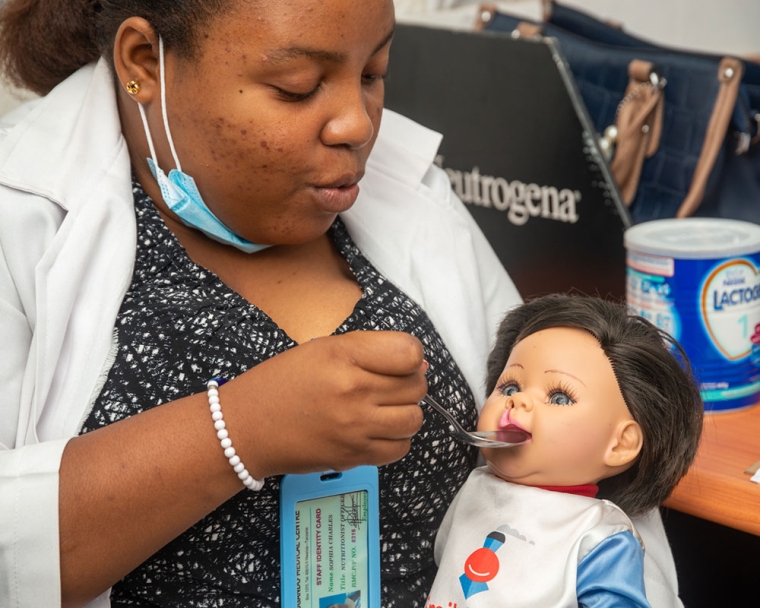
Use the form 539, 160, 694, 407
207, 378, 264, 491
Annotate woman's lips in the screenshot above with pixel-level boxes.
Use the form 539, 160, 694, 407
311, 182, 361, 213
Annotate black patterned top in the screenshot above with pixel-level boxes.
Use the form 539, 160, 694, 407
80, 180, 478, 607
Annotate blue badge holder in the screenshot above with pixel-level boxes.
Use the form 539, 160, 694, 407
280, 466, 380, 608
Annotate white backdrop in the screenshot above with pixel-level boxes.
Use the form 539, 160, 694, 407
0, 84, 34, 118
3, 1, 759, 118
395, 0, 760, 57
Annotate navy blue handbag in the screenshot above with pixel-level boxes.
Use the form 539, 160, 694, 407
478, 2, 760, 224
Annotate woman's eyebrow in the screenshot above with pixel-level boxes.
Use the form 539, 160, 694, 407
265, 46, 345, 64
264, 26, 395, 65
373, 26, 395, 55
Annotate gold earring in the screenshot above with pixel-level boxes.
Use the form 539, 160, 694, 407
125, 80, 141, 95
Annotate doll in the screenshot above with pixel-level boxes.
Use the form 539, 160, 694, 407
427, 294, 703, 608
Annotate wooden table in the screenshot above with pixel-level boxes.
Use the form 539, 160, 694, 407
663, 403, 760, 536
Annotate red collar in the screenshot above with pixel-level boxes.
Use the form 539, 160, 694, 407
535, 484, 599, 498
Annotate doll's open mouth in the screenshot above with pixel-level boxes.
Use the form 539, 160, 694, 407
498, 411, 529, 434
495, 411, 531, 442
498, 424, 532, 442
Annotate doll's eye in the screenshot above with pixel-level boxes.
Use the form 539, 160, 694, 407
548, 390, 575, 406
500, 382, 520, 397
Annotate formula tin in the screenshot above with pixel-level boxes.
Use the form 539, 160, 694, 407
625, 218, 760, 413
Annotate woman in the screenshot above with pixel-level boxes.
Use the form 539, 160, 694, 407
0, 1, 678, 607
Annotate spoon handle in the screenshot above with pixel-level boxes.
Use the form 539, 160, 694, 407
421, 395, 463, 430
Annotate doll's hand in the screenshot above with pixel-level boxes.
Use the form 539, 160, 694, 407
222, 330, 427, 477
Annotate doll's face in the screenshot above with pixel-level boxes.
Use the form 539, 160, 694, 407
478, 327, 641, 487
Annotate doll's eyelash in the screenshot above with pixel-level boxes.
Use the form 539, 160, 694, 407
546, 381, 577, 405
496, 378, 578, 404
496, 376, 520, 394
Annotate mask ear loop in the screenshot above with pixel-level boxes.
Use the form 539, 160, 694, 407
134, 36, 183, 175
158, 36, 183, 173
137, 104, 161, 170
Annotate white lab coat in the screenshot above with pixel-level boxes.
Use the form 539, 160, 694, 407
0, 58, 679, 607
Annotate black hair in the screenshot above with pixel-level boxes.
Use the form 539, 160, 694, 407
0, 0, 231, 95
486, 293, 703, 517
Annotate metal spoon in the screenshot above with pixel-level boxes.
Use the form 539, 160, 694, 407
422, 395, 531, 448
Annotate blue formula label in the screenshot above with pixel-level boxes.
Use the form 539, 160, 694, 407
627, 250, 760, 412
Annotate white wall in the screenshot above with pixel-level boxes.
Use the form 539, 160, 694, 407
2, 1, 757, 118
560, 0, 760, 57
395, 0, 760, 57
0, 83, 35, 118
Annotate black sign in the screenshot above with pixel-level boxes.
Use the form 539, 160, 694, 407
384, 24, 630, 300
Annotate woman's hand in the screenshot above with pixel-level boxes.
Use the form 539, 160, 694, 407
221, 330, 428, 478
59, 330, 424, 606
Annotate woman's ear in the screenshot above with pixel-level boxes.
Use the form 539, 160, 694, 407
603, 419, 643, 469
112, 17, 160, 103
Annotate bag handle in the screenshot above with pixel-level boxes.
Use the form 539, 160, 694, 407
676, 57, 744, 217
476, 3, 540, 34
475, 8, 665, 208
476, 5, 746, 219
514, 21, 543, 39
475, 6, 545, 41
609, 60, 665, 206
476, 4, 498, 30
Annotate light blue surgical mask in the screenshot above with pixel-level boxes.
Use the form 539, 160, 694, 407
136, 37, 269, 254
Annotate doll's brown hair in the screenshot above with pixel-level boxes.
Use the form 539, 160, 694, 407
485, 293, 703, 517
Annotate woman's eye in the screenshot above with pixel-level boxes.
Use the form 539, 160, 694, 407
500, 382, 519, 397
548, 391, 575, 406
362, 72, 388, 84
275, 86, 318, 102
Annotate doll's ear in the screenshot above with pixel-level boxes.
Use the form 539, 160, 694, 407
604, 419, 643, 469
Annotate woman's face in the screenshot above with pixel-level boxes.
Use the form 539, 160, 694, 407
151, 0, 394, 245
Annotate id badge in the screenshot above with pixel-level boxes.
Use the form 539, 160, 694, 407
280, 466, 380, 608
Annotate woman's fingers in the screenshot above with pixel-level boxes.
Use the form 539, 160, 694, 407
328, 329, 425, 378
227, 330, 429, 476
369, 400, 425, 440
342, 438, 415, 469
313, 330, 428, 406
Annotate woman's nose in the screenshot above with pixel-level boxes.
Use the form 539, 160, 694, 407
321, 87, 375, 150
